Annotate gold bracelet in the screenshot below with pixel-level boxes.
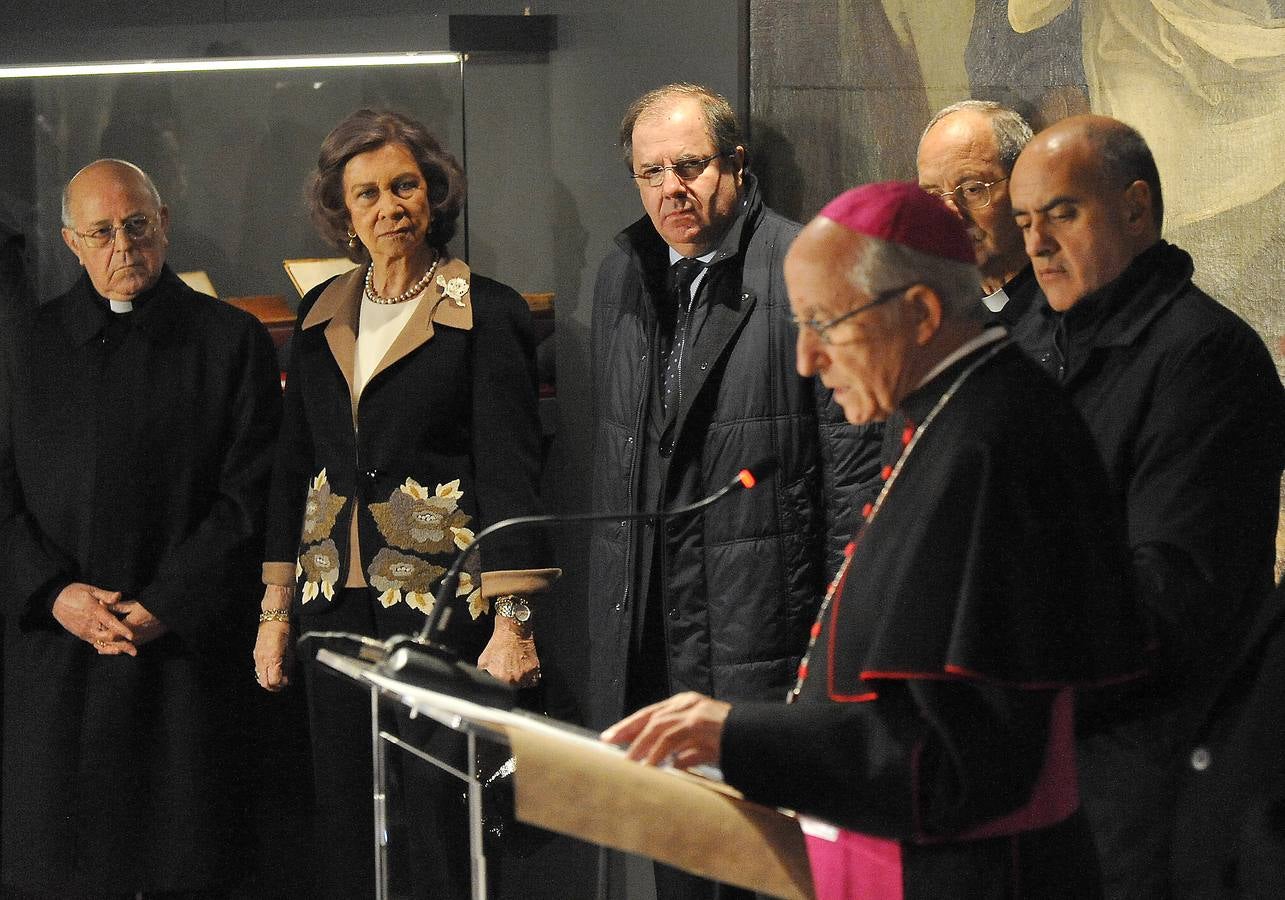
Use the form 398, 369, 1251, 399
259, 608, 291, 624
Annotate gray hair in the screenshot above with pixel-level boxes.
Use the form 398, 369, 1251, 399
61, 158, 164, 228
619, 82, 744, 169
851, 234, 982, 323
920, 100, 1033, 172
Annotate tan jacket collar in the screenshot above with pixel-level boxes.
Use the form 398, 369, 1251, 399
300, 256, 474, 403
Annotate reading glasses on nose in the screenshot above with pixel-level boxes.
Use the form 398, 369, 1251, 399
925, 176, 1008, 211
790, 285, 913, 345
632, 152, 732, 187
73, 215, 158, 249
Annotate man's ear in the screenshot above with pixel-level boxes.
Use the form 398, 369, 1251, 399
904, 284, 943, 346
156, 205, 171, 247
61, 228, 84, 266
1122, 180, 1153, 234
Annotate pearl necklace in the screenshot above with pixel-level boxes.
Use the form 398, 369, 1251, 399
787, 340, 1007, 702
363, 255, 439, 305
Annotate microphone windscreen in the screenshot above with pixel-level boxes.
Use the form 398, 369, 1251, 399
380, 645, 515, 710
736, 456, 780, 489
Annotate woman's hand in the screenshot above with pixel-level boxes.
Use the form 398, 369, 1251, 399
253, 584, 294, 692
477, 612, 540, 689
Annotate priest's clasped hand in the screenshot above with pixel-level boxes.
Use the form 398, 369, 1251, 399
51, 582, 166, 656
53, 583, 133, 653
600, 691, 731, 769
102, 598, 168, 651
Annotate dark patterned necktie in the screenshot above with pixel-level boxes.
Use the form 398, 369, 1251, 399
662, 258, 704, 415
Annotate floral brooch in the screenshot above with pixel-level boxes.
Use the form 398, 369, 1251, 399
436, 274, 469, 307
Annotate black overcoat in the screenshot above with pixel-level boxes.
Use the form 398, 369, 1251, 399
1012, 240, 1285, 897
0, 267, 281, 894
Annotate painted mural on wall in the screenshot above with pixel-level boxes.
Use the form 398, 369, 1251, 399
749, 0, 1284, 374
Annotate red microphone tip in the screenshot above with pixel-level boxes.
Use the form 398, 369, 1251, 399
737, 469, 757, 490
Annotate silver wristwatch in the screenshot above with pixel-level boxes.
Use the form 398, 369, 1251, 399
494, 595, 531, 622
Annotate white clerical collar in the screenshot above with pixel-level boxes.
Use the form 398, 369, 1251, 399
918, 328, 1006, 389
109, 299, 134, 313
982, 286, 1010, 313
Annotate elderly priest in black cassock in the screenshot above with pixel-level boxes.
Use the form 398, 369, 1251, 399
0, 159, 281, 898
605, 182, 1146, 899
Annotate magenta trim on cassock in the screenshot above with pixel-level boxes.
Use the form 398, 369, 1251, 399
802, 689, 1078, 898
955, 687, 1079, 840
804, 828, 904, 900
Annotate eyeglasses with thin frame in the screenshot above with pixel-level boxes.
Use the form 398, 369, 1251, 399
632, 152, 732, 188
925, 177, 1009, 211
789, 285, 914, 345
72, 214, 159, 249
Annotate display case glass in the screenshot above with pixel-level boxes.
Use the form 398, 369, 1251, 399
0, 54, 464, 305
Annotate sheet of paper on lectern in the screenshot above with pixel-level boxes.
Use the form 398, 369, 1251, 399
177, 270, 218, 298
505, 726, 815, 900
282, 257, 359, 298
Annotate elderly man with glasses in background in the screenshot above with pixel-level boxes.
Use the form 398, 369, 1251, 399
0, 159, 280, 899
586, 83, 880, 900
917, 100, 1039, 331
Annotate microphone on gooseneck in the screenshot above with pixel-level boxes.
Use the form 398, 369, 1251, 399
372, 457, 780, 707
415, 455, 780, 645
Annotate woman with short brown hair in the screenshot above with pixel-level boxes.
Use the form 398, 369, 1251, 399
253, 107, 556, 899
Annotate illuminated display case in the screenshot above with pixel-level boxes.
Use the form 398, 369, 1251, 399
0, 53, 465, 306
0, 51, 555, 426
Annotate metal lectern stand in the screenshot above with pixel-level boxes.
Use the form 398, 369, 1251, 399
317, 647, 506, 900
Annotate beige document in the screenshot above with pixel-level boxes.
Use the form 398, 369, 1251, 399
507, 727, 815, 900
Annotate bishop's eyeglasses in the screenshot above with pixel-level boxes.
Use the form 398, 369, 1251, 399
788, 285, 913, 345
72, 215, 160, 249
632, 152, 732, 188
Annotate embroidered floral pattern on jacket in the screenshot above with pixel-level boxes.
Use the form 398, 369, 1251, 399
298, 539, 341, 604
457, 568, 487, 619
301, 469, 347, 543
369, 477, 475, 555
367, 547, 446, 612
